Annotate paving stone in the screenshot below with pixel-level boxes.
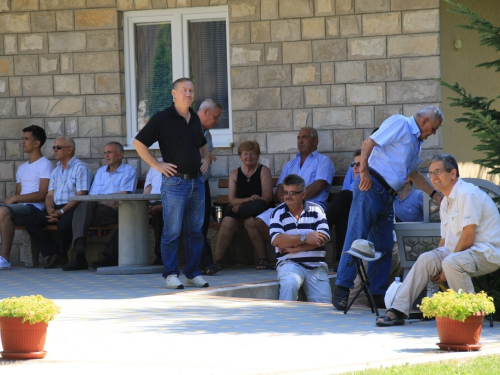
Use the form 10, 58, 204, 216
87, 30, 119, 51
9, 77, 22, 96
261, 0, 278, 20
251, 21, 270, 43
312, 39, 347, 62
321, 62, 335, 84
0, 13, 30, 33
336, 0, 354, 14
293, 109, 312, 128
54, 75, 80, 95
40, 0, 86, 10
231, 44, 264, 66
11, 0, 39, 11
330, 84, 346, 106
14, 55, 38, 75
48, 32, 86, 53
39, 54, 59, 74
0, 57, 14, 76
16, 98, 30, 117
355, 0, 390, 13
232, 111, 256, 133
86, 94, 121, 115
74, 52, 120, 73
22, 76, 54, 96
229, 22, 250, 45
19, 34, 47, 54
334, 129, 363, 151
75, 9, 118, 30
4, 35, 17, 55
346, 83, 385, 105
302, 17, 325, 40
0, 98, 15, 118
325, 16, 339, 38
391, 0, 439, 11
304, 85, 330, 107
103, 116, 123, 136
265, 43, 282, 65
31, 97, 85, 117
315, 0, 335, 16
56, 10, 74, 31
96, 73, 121, 94
375, 105, 402, 126
355, 106, 374, 128
79, 116, 103, 137
0, 78, 8, 97
229, 0, 260, 22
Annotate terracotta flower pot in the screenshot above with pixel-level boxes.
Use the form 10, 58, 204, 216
436, 313, 485, 351
0, 317, 48, 359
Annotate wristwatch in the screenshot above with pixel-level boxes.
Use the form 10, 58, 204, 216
300, 235, 306, 244
59, 208, 65, 215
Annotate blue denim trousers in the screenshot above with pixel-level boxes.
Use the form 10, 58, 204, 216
160, 175, 205, 279
335, 176, 395, 295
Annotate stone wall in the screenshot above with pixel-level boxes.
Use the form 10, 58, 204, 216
0, 0, 443, 264
226, 0, 442, 180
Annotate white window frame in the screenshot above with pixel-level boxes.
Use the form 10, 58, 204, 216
123, 5, 232, 149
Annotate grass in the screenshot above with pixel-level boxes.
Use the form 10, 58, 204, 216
344, 354, 500, 374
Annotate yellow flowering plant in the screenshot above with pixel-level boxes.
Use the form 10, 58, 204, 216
0, 295, 61, 324
418, 289, 495, 322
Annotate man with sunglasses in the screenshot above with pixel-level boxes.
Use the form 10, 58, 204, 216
334, 107, 445, 310
23, 137, 92, 269
270, 174, 331, 302
255, 127, 335, 268
0, 125, 53, 270
377, 154, 500, 326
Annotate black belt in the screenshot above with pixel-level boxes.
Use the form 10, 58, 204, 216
173, 172, 202, 179
368, 168, 398, 197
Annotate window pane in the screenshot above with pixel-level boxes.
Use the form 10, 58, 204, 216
135, 23, 173, 130
188, 20, 229, 129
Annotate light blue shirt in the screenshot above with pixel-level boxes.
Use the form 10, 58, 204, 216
342, 167, 355, 191
369, 115, 423, 191
277, 151, 335, 209
49, 156, 93, 205
144, 158, 162, 195
394, 189, 424, 222
89, 163, 137, 195
203, 129, 213, 180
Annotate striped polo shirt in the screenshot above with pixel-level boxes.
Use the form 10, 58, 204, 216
270, 201, 330, 270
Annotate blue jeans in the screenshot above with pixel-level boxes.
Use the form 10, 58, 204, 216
335, 176, 395, 295
160, 175, 205, 279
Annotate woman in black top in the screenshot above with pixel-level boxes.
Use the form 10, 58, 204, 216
212, 141, 273, 273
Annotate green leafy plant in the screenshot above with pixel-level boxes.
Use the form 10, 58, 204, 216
418, 289, 495, 322
0, 295, 61, 324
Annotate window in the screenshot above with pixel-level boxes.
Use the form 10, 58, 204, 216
124, 6, 232, 148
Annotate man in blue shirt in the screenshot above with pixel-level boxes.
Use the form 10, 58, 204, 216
333, 107, 444, 310
63, 142, 137, 271
255, 127, 335, 269
24, 136, 92, 269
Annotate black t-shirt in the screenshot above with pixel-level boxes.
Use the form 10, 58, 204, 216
135, 104, 207, 175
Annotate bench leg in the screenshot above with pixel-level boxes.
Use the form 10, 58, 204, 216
20, 230, 40, 268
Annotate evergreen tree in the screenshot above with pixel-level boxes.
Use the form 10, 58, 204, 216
149, 24, 173, 117
439, 0, 500, 176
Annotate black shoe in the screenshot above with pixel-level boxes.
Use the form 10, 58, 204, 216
372, 294, 386, 309
333, 285, 350, 311
90, 257, 117, 269
73, 237, 87, 252
44, 254, 62, 269
62, 256, 88, 271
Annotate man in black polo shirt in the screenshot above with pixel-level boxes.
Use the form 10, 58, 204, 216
133, 77, 211, 289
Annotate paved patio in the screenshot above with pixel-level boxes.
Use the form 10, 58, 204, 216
1, 266, 500, 374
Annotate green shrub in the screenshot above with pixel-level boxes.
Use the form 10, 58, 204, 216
0, 295, 61, 324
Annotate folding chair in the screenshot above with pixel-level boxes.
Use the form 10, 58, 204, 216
342, 240, 387, 316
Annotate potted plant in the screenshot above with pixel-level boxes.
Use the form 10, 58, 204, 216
0, 295, 60, 359
418, 289, 495, 351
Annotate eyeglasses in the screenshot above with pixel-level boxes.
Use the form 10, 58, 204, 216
427, 169, 447, 178
351, 162, 360, 168
53, 145, 70, 150
283, 190, 303, 196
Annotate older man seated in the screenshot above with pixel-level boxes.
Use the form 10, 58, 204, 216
377, 154, 500, 326
270, 174, 331, 303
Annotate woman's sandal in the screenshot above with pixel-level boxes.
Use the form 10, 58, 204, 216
256, 258, 270, 270
375, 308, 406, 327
205, 261, 223, 276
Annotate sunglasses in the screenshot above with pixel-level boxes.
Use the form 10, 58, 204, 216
283, 190, 303, 196
351, 162, 360, 168
53, 145, 70, 150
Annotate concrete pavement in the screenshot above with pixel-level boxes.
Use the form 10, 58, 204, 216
1, 266, 500, 374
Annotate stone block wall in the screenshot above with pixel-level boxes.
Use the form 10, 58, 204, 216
227, 0, 442, 180
0, 0, 443, 264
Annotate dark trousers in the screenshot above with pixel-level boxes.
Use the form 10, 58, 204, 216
72, 201, 118, 257
325, 190, 353, 262
150, 201, 163, 260
200, 179, 214, 269
24, 204, 74, 258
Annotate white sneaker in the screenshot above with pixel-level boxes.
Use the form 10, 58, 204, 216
165, 275, 184, 289
0, 256, 12, 270
186, 275, 209, 288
